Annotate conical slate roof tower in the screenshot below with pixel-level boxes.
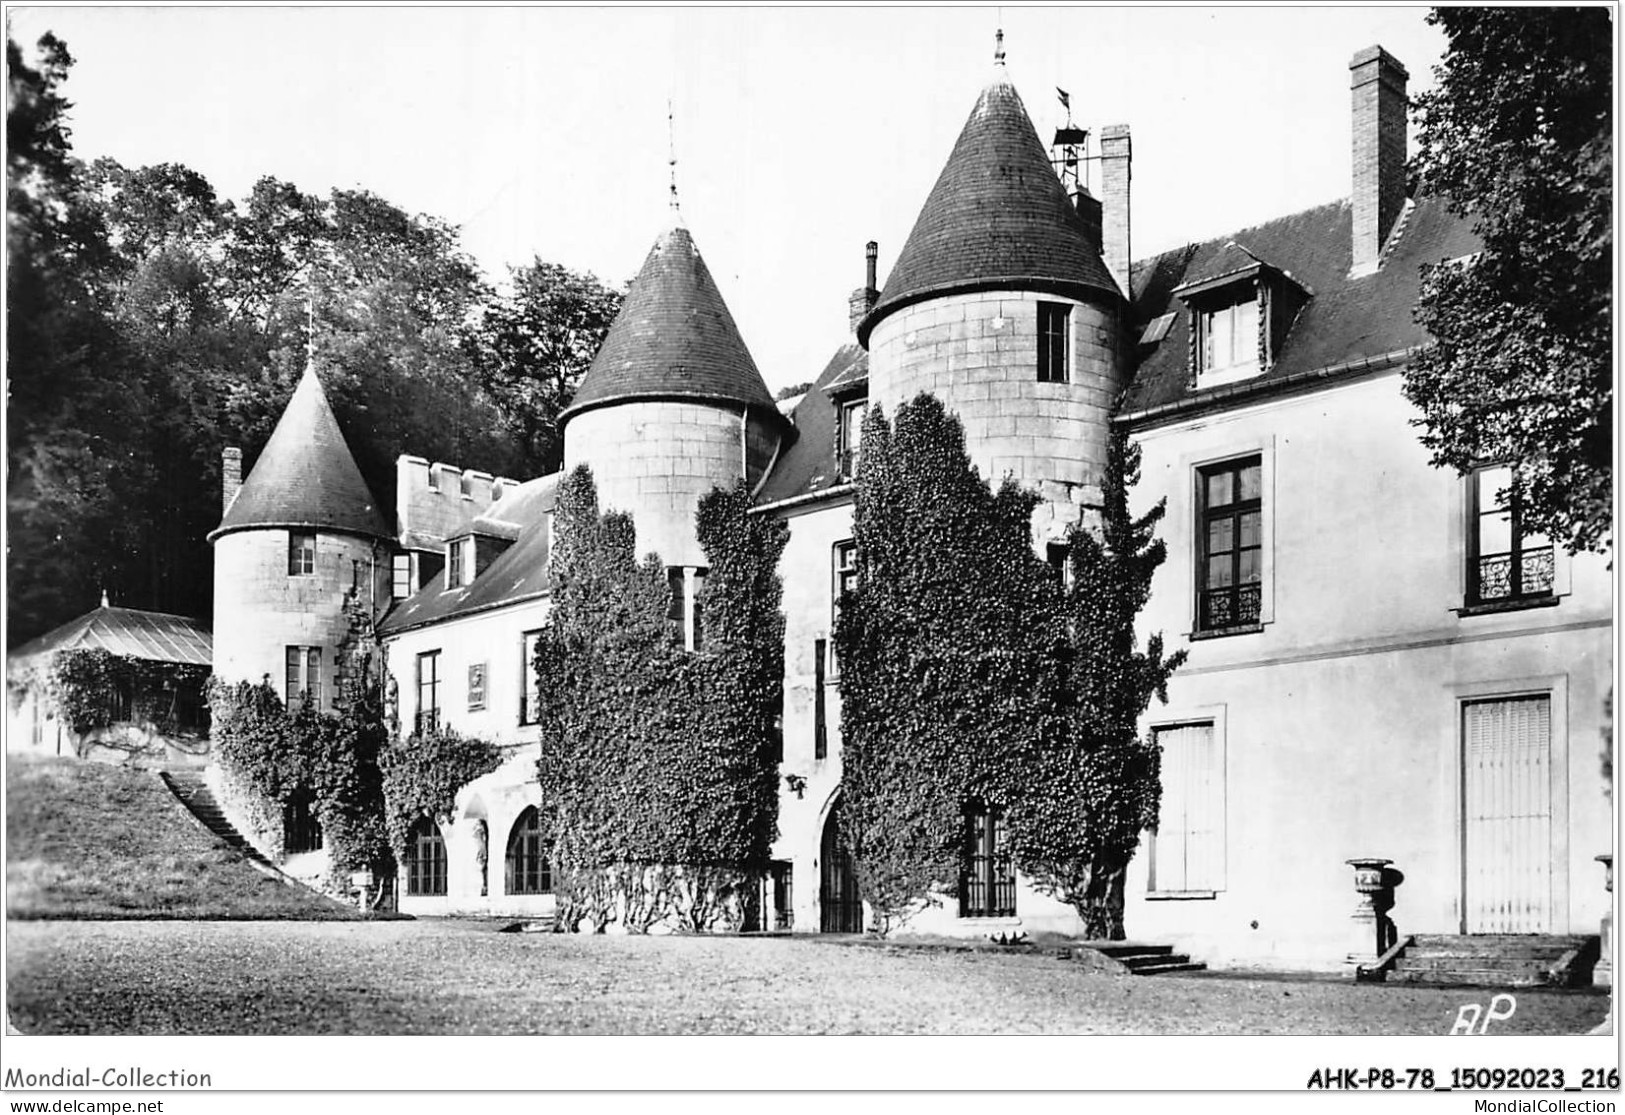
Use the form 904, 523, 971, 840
210, 365, 390, 542
859, 51, 1119, 346
860, 37, 1128, 544
563, 218, 787, 573
563, 225, 776, 419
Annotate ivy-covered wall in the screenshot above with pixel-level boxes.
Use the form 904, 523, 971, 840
535, 466, 786, 932
834, 394, 1183, 937
8, 649, 211, 763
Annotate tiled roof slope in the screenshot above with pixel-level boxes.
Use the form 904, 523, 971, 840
1122, 195, 1479, 419
562, 225, 776, 420
754, 344, 866, 505
379, 473, 560, 634
9, 605, 211, 667
858, 69, 1119, 346
210, 367, 391, 542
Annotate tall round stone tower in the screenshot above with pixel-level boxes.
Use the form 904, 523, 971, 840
856, 44, 1127, 543
561, 221, 788, 571
208, 365, 393, 709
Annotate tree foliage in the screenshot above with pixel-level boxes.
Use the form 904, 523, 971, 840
1406, 6, 1612, 554
4, 33, 623, 647
835, 396, 1183, 937
534, 466, 785, 932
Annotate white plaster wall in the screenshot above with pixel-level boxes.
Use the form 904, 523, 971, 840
563, 401, 745, 569
1125, 370, 1614, 969
867, 291, 1121, 541
212, 529, 389, 711
382, 598, 550, 749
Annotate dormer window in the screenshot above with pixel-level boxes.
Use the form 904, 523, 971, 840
446, 538, 470, 589
1198, 292, 1260, 379
1174, 242, 1310, 392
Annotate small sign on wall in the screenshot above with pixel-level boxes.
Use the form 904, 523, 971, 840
468, 662, 487, 711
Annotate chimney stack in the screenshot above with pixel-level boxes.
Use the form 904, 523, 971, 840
1099, 125, 1132, 299
222, 447, 242, 515
1349, 46, 1409, 277
848, 240, 879, 333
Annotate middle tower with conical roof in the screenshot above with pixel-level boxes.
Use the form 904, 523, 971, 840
857, 40, 1127, 543
561, 221, 788, 575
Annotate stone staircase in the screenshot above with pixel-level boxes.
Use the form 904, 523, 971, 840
159, 770, 278, 872
1388, 934, 1600, 988
1069, 940, 1207, 976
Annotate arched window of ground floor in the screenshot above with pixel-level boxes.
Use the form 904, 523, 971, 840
820, 800, 862, 933
505, 806, 551, 895
405, 816, 447, 896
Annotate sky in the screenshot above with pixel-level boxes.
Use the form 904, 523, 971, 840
8, 5, 1448, 393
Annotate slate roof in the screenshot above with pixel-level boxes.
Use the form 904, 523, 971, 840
9, 604, 211, 668
210, 367, 391, 543
1121, 195, 1479, 421
752, 195, 1478, 510
562, 225, 778, 421
378, 473, 560, 634
754, 343, 866, 506
857, 67, 1120, 346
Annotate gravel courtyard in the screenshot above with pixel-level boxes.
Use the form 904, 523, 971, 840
5, 919, 1610, 1036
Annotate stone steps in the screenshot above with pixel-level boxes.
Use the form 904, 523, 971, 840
1070, 940, 1208, 976
159, 770, 278, 872
1389, 934, 1598, 988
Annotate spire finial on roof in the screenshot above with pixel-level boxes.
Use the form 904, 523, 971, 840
668, 98, 680, 214
994, 26, 1005, 66
100, 588, 109, 608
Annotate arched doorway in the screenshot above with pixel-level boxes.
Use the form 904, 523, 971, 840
820, 799, 863, 933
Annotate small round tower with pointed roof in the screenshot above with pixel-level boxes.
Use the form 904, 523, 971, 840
857, 37, 1126, 541
561, 222, 787, 571
208, 366, 392, 709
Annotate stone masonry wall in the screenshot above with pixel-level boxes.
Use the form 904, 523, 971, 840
563, 401, 745, 569
213, 529, 386, 710
867, 290, 1122, 544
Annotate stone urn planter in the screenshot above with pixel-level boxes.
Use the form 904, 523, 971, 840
1346, 857, 1402, 967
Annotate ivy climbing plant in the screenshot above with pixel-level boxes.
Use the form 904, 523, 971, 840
834, 395, 1183, 938
32, 649, 210, 737
534, 465, 785, 932
378, 724, 502, 860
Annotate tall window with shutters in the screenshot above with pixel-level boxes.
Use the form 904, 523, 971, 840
518, 629, 543, 726
960, 804, 1016, 917
285, 646, 321, 709
415, 650, 441, 734
1150, 721, 1223, 895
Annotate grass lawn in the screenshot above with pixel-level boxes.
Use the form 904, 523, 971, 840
5, 919, 1611, 1035
5, 756, 361, 920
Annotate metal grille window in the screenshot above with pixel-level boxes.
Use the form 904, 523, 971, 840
415, 650, 440, 734
1469, 465, 1555, 604
1037, 302, 1070, 383
519, 629, 543, 726
288, 531, 316, 576
283, 797, 324, 854
404, 816, 447, 896
505, 807, 552, 895
1150, 721, 1222, 893
285, 645, 321, 708
1198, 457, 1262, 631
960, 804, 1016, 917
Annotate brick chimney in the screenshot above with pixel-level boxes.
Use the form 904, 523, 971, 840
221, 447, 242, 514
1099, 125, 1132, 298
1349, 46, 1409, 277
848, 241, 879, 333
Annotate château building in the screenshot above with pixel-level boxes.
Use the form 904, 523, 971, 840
205, 40, 1613, 970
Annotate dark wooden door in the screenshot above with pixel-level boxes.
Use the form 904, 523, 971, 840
820, 801, 863, 933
